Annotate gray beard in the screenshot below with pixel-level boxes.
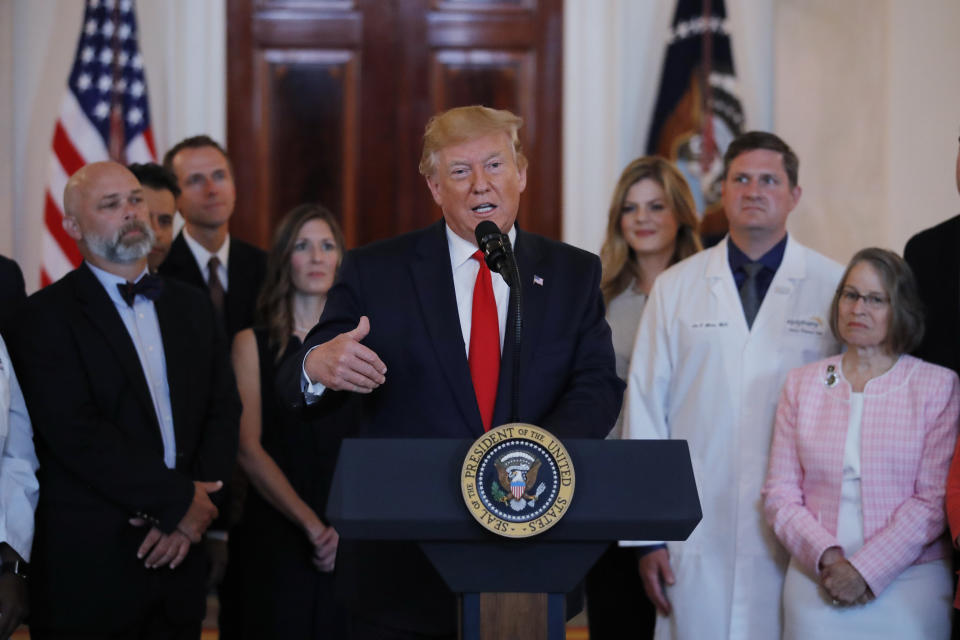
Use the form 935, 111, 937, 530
86, 220, 155, 264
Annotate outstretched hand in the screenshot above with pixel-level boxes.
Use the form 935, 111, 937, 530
304, 316, 387, 392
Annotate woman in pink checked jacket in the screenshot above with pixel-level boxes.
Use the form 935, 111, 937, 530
763, 247, 959, 640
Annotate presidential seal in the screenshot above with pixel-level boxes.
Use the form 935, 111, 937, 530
460, 423, 575, 538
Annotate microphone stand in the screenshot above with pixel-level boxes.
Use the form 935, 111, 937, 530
503, 243, 522, 424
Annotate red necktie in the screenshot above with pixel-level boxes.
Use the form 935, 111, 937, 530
469, 250, 500, 431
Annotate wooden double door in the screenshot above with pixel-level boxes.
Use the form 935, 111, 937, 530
227, 0, 563, 250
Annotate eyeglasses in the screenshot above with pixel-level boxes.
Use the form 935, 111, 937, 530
839, 289, 889, 308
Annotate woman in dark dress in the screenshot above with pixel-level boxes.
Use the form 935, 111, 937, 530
228, 203, 349, 638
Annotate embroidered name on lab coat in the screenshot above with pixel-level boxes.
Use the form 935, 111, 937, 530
785, 316, 827, 336
689, 321, 730, 329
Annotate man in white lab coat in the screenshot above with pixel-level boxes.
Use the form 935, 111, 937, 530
624, 131, 844, 639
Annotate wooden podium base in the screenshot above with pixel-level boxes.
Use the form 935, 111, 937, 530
460, 592, 565, 640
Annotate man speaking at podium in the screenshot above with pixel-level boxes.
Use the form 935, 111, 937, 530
281, 105, 623, 639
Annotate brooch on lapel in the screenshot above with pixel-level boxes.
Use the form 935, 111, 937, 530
824, 364, 838, 388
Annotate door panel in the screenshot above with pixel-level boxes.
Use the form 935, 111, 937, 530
227, 0, 562, 249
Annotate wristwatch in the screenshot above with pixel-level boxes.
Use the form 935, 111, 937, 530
0, 559, 28, 581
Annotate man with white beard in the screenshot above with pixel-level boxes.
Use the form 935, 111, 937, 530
7, 161, 239, 639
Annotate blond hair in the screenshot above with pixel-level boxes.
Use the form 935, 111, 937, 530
599, 157, 702, 305
419, 105, 528, 177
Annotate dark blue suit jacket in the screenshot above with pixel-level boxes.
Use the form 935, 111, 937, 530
280, 220, 623, 633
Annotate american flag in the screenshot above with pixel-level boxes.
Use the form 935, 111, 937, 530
41, 0, 156, 286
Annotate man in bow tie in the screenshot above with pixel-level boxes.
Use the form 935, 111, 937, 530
7, 161, 240, 639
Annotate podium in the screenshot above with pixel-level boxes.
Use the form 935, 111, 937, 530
327, 438, 701, 640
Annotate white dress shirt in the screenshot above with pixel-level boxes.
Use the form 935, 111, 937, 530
183, 229, 230, 291
87, 263, 178, 468
446, 224, 512, 355
0, 336, 39, 561
302, 224, 515, 398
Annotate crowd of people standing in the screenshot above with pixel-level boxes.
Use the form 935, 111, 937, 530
0, 108, 959, 640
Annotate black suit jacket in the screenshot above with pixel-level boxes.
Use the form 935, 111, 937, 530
158, 231, 267, 339
904, 214, 960, 374
0, 255, 26, 338
279, 221, 624, 634
8, 264, 240, 633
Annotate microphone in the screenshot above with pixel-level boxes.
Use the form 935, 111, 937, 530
474, 221, 516, 287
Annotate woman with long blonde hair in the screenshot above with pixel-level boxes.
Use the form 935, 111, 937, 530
586, 156, 701, 640
600, 156, 701, 402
